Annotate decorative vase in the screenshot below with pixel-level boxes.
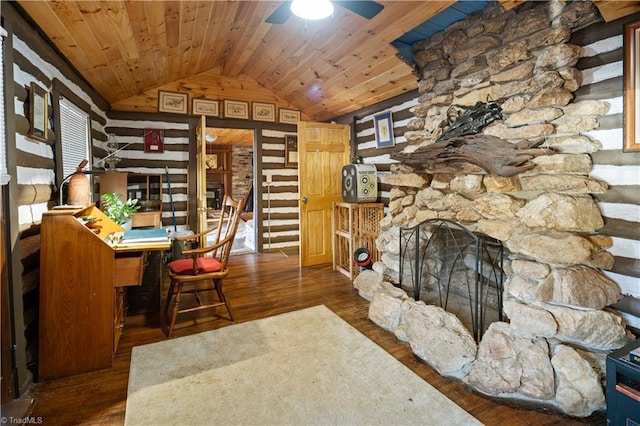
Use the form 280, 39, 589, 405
122, 218, 133, 230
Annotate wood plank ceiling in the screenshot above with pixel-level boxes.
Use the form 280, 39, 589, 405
15, 1, 639, 123
16, 1, 454, 122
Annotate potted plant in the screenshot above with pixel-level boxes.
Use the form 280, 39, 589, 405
100, 192, 140, 227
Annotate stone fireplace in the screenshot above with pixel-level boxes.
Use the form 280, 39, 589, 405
353, 1, 633, 418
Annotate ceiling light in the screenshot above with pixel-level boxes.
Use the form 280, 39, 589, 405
205, 133, 217, 143
290, 0, 334, 21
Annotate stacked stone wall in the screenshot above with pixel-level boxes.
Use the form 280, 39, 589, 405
362, 1, 635, 417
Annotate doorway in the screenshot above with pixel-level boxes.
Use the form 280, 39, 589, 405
203, 127, 255, 255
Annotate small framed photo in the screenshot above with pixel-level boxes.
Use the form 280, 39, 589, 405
158, 90, 188, 114
223, 100, 250, 120
205, 154, 218, 170
144, 128, 164, 153
279, 108, 301, 124
29, 82, 48, 142
285, 135, 298, 168
374, 111, 395, 148
252, 102, 276, 122
624, 20, 640, 151
193, 98, 219, 117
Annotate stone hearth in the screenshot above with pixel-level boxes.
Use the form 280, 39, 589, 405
354, 1, 634, 418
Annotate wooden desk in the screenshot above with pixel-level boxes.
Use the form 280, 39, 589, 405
39, 206, 169, 380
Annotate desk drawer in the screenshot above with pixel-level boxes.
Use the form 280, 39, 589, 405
132, 211, 161, 228
114, 253, 145, 287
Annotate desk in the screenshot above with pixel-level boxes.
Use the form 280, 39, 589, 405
115, 241, 169, 316
39, 206, 169, 380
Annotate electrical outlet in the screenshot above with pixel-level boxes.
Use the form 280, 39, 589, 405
266, 174, 272, 183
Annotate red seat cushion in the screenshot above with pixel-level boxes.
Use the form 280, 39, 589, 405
168, 257, 223, 275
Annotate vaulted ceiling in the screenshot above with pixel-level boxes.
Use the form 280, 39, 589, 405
14, 0, 466, 122
15, 1, 638, 122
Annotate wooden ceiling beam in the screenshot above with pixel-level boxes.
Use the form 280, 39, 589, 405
592, 0, 640, 22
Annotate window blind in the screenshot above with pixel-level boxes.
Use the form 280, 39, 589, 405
59, 96, 90, 178
0, 26, 9, 186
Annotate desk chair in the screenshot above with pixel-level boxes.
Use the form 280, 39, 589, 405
164, 194, 247, 337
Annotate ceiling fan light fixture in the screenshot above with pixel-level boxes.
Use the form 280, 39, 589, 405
290, 0, 334, 21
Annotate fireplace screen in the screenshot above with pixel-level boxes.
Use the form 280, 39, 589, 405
399, 219, 505, 342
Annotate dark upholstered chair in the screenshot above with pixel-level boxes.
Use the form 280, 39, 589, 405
164, 194, 247, 336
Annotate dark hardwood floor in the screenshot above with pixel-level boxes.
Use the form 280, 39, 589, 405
26, 252, 606, 425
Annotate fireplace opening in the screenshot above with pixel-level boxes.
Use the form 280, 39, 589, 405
399, 219, 505, 342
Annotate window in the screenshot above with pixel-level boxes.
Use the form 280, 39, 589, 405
52, 79, 94, 204
0, 26, 9, 186
59, 96, 91, 179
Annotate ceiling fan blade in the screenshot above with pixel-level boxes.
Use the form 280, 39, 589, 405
334, 1, 384, 20
265, 1, 293, 24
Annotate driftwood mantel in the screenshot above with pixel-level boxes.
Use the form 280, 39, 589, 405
391, 135, 552, 177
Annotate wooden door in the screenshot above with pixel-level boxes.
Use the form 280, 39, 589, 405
298, 121, 350, 266
196, 116, 208, 237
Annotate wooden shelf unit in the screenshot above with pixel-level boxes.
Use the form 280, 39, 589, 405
100, 172, 163, 228
126, 173, 163, 206
332, 202, 384, 280
39, 206, 146, 380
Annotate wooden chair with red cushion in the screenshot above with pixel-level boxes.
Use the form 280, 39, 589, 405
164, 194, 247, 337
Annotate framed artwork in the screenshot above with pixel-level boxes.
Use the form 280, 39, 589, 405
279, 108, 301, 124
374, 111, 395, 148
205, 154, 218, 170
193, 99, 220, 117
223, 100, 250, 120
158, 90, 188, 114
29, 82, 48, 142
285, 135, 298, 168
624, 20, 640, 151
144, 128, 164, 153
252, 102, 276, 122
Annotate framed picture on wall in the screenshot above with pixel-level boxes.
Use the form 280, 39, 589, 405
29, 82, 48, 142
279, 108, 301, 124
223, 100, 250, 120
285, 135, 298, 168
374, 111, 395, 148
158, 90, 188, 114
193, 99, 220, 117
144, 128, 164, 153
624, 20, 640, 151
252, 102, 276, 122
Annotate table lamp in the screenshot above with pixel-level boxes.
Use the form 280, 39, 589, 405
58, 160, 105, 207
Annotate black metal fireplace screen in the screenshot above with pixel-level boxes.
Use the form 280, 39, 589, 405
399, 219, 505, 342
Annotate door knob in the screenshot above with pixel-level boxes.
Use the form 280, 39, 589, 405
302, 197, 308, 204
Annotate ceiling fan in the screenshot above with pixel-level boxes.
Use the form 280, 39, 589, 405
266, 0, 384, 24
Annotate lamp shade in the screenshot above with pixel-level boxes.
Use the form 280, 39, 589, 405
67, 173, 91, 206
290, 0, 334, 20
57, 160, 105, 206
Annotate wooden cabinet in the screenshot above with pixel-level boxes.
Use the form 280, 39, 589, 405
38, 205, 144, 380
332, 202, 383, 280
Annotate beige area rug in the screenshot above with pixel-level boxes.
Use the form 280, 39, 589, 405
125, 305, 482, 426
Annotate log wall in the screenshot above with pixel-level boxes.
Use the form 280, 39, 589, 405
572, 12, 640, 330
259, 129, 300, 252
4, 3, 111, 385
